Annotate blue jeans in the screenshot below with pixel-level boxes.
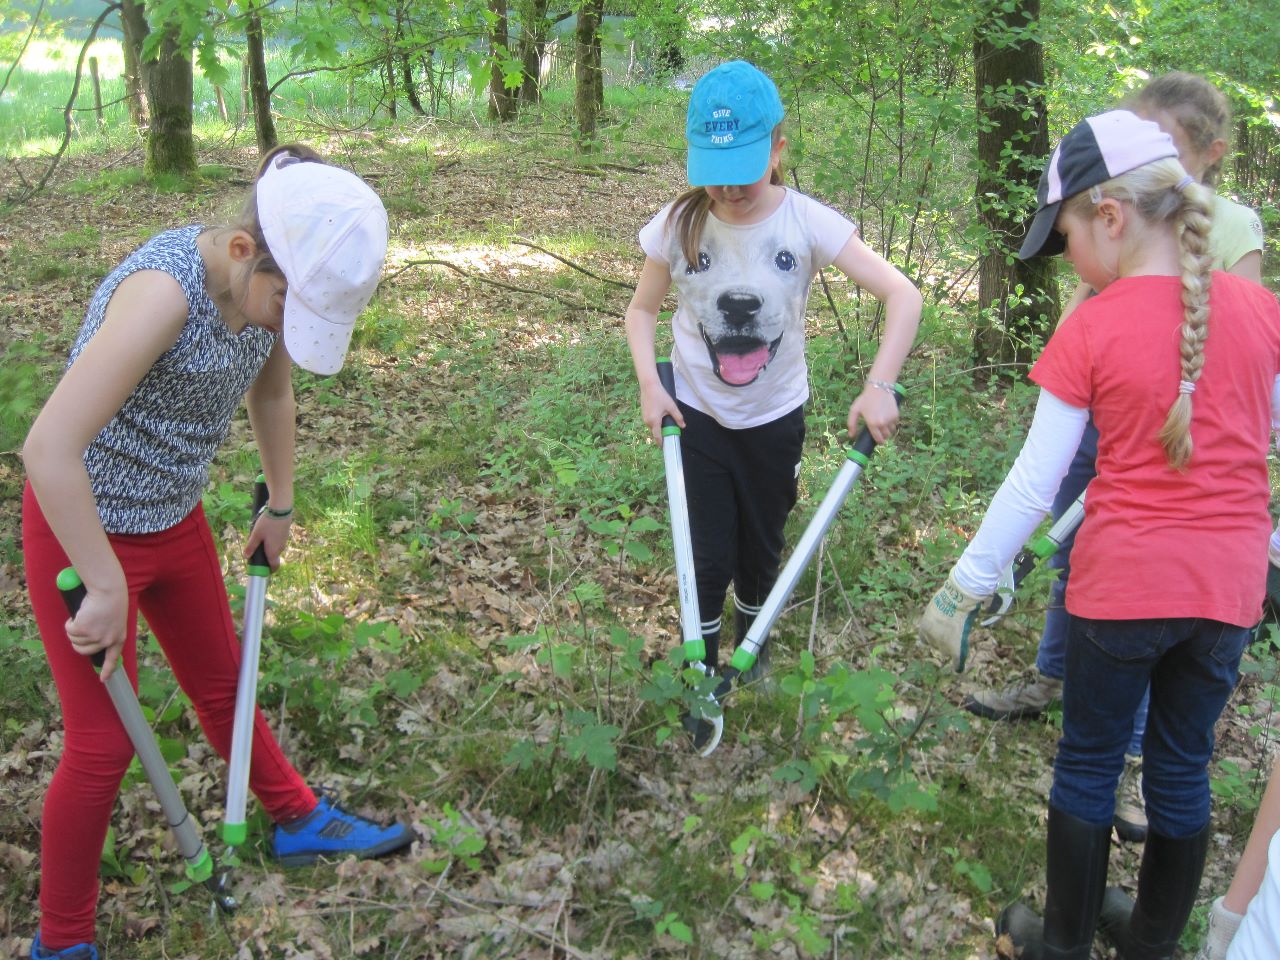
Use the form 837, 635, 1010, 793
1050, 616, 1248, 837
1035, 419, 1150, 756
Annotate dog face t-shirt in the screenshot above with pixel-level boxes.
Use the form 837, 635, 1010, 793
639, 187, 856, 429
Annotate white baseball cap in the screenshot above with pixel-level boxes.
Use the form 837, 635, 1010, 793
257, 155, 389, 374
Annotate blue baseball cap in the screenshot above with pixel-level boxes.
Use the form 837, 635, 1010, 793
686, 61, 785, 187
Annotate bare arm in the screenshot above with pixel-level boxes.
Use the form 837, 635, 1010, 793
623, 256, 681, 443
1224, 763, 1280, 915
22, 270, 187, 679
829, 233, 922, 442
245, 340, 296, 569
1228, 250, 1263, 285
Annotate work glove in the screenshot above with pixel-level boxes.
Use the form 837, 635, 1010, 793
917, 572, 988, 673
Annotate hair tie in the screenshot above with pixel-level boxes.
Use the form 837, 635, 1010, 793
1175, 174, 1195, 193
1178, 379, 1196, 395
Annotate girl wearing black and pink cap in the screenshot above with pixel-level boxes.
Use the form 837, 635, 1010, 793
20, 146, 410, 959
623, 60, 921, 706
918, 110, 1280, 959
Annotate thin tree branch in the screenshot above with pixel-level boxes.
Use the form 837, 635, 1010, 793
387, 257, 620, 315
19, 2, 120, 203
0, 0, 46, 99
512, 237, 635, 291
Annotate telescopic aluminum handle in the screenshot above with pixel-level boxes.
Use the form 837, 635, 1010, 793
222, 475, 270, 847
656, 359, 722, 756
729, 389, 903, 673
657, 359, 705, 665
57, 568, 235, 912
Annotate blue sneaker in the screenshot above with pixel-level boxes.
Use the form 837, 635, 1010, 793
272, 796, 413, 867
31, 934, 99, 959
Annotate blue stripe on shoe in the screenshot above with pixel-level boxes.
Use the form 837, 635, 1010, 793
273, 796, 413, 867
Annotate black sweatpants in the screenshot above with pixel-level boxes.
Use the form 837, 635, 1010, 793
678, 401, 806, 667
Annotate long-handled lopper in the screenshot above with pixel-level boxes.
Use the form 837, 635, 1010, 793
57, 567, 238, 914
656, 358, 723, 757
979, 489, 1086, 627
726, 387, 904, 686
220, 475, 271, 875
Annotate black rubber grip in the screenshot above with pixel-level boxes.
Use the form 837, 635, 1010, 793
56, 568, 102, 668
656, 360, 678, 430
250, 476, 269, 568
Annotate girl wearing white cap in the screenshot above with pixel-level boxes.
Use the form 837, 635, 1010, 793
623, 61, 921, 713
917, 110, 1280, 959
20, 145, 409, 959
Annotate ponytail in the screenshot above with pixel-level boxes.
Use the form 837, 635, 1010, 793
671, 187, 713, 269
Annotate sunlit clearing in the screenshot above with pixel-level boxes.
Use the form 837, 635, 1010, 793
20, 38, 125, 76
391, 241, 568, 278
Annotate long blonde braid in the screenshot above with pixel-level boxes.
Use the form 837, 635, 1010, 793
1063, 157, 1214, 468
1156, 169, 1214, 469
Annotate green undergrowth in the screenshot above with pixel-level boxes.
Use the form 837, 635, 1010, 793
2, 113, 1278, 960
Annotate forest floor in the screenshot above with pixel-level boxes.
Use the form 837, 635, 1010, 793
0, 117, 1276, 959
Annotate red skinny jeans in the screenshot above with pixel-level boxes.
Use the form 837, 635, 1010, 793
23, 483, 315, 947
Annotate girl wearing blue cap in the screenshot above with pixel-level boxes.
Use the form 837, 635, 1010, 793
917, 109, 1280, 960
624, 60, 921, 694
20, 145, 411, 959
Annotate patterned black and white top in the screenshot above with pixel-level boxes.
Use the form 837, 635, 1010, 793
69, 225, 278, 534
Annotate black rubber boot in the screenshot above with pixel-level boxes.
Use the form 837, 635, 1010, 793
996, 805, 1111, 960
1098, 823, 1210, 959
734, 607, 771, 686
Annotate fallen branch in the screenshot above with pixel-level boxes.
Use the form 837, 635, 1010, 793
512, 237, 636, 292
387, 257, 620, 315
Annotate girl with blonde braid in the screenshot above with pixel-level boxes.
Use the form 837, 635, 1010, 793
917, 110, 1280, 960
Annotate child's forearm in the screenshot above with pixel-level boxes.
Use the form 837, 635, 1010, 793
246, 350, 296, 511
624, 305, 662, 389
864, 284, 921, 385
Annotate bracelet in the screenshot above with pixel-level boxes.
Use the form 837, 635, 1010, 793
261, 504, 294, 520
865, 379, 899, 396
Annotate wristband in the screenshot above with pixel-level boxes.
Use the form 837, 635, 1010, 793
261, 504, 294, 520
865, 378, 898, 397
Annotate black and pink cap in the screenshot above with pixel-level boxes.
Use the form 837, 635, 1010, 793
1018, 110, 1179, 260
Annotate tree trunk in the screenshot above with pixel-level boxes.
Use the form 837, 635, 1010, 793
401, 54, 426, 114
972, 0, 1059, 370
517, 0, 550, 104
118, 0, 150, 130
574, 0, 604, 146
145, 25, 196, 175
384, 47, 397, 118
246, 7, 276, 154
488, 0, 516, 120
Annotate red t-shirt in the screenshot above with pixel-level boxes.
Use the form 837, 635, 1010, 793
1032, 272, 1280, 626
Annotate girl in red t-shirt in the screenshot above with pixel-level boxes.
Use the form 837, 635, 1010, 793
918, 110, 1280, 960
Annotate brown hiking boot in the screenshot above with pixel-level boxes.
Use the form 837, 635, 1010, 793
963, 673, 1062, 721
1113, 754, 1148, 843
